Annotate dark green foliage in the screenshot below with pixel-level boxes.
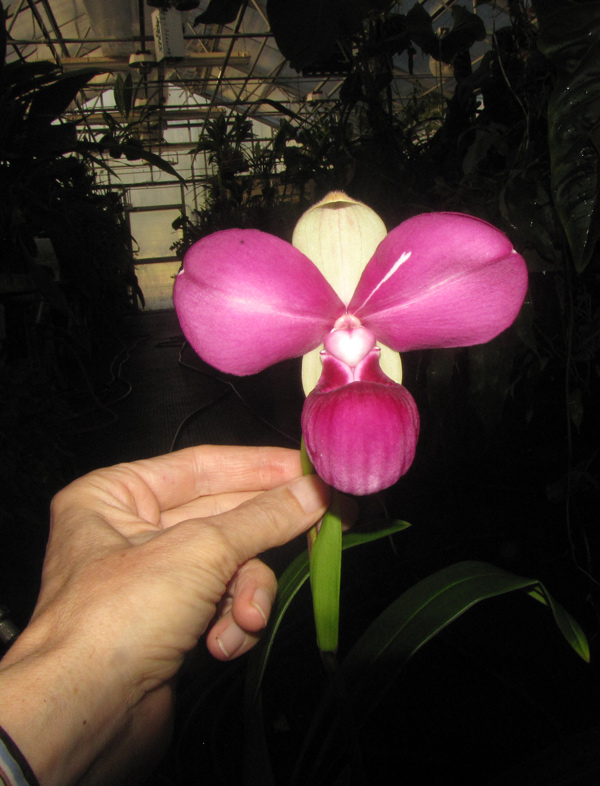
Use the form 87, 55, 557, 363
534, 0, 600, 272
179, 2, 600, 603
0, 15, 182, 564
405, 3, 486, 62
267, 0, 394, 71
194, 0, 245, 25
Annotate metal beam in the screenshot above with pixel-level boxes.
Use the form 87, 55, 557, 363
75, 107, 224, 124
7, 33, 274, 45
59, 52, 251, 71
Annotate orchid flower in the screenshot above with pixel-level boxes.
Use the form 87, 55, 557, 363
174, 192, 528, 496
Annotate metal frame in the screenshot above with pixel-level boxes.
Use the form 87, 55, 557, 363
3, 0, 510, 194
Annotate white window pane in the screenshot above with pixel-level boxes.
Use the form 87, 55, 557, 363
130, 208, 181, 260
136, 260, 180, 310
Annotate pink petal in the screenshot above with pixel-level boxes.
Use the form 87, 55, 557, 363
302, 353, 420, 495
349, 213, 528, 351
174, 229, 345, 375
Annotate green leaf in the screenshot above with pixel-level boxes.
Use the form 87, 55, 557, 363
535, 0, 600, 271
84, 142, 185, 182
244, 518, 410, 708
442, 6, 486, 60
342, 561, 590, 696
252, 98, 302, 121
310, 496, 343, 653
267, 0, 390, 71
340, 519, 411, 550
102, 111, 118, 133
1, 61, 60, 99
22, 122, 79, 156
243, 518, 410, 783
194, 0, 245, 25
28, 69, 101, 123
405, 4, 439, 58
114, 73, 139, 120
527, 584, 590, 663
406, 4, 485, 63
244, 549, 309, 711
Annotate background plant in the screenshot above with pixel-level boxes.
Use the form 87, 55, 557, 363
0, 6, 181, 623
165, 6, 600, 781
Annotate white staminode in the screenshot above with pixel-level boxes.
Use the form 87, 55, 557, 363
295, 192, 404, 394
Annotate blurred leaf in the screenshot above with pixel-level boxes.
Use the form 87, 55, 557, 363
82, 141, 185, 182
405, 4, 439, 57
468, 333, 516, 430
535, 0, 600, 271
407, 3, 485, 63
114, 73, 138, 120
253, 98, 301, 121
567, 386, 584, 431
20, 122, 79, 156
500, 165, 561, 267
28, 69, 101, 123
102, 111, 117, 133
484, 725, 600, 785
426, 347, 457, 402
527, 583, 590, 663
267, 0, 391, 71
194, 0, 245, 25
1, 61, 60, 98
442, 5, 486, 60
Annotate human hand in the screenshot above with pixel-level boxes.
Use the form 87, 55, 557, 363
0, 445, 330, 786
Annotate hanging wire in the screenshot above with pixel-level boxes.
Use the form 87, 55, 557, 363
170, 340, 300, 452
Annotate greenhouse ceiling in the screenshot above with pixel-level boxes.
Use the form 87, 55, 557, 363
2, 0, 514, 187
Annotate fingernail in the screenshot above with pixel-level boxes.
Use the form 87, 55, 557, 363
289, 475, 330, 515
216, 623, 247, 659
251, 587, 272, 628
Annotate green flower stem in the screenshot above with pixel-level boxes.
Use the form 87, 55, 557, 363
300, 437, 315, 477
301, 439, 342, 654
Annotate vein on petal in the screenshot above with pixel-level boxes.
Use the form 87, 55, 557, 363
354, 255, 520, 319
358, 251, 412, 310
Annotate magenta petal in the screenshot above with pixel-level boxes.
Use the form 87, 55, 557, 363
174, 229, 345, 375
349, 213, 529, 351
302, 354, 420, 495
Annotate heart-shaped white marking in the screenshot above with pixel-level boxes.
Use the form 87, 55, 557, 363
324, 326, 377, 367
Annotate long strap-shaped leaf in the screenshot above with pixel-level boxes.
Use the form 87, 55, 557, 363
292, 561, 590, 785
342, 560, 590, 687
245, 558, 589, 785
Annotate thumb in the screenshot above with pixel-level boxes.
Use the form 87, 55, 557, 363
207, 472, 330, 564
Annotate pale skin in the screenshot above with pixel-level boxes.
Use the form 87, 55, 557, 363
0, 445, 330, 786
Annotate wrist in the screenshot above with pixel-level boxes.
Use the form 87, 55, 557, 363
0, 625, 134, 786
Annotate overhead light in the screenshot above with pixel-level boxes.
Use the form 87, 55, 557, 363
129, 51, 156, 73
152, 8, 185, 61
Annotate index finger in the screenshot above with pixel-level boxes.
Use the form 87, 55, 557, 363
121, 444, 303, 511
